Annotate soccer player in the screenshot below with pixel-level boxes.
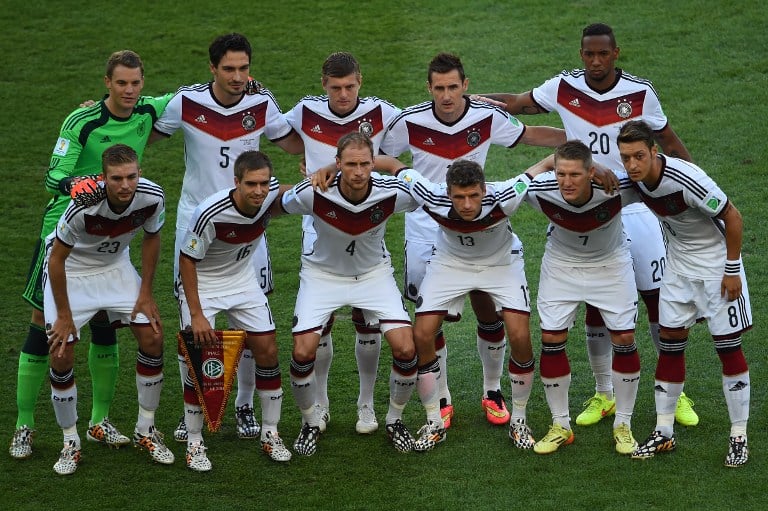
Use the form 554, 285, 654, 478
44, 144, 172, 475
284, 52, 400, 435
383, 158, 547, 451
523, 141, 641, 455
178, 151, 292, 471
617, 121, 752, 467
10, 50, 172, 460
476, 23, 698, 429
281, 133, 419, 456
151, 32, 304, 443
379, 52, 564, 429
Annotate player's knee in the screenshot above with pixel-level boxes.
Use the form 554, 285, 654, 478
249, 336, 279, 363
611, 331, 635, 346
292, 334, 320, 361
50, 344, 75, 372
135, 326, 163, 357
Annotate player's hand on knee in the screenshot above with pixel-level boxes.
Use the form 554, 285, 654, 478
46, 319, 75, 358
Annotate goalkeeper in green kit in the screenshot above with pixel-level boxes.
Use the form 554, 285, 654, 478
10, 50, 172, 460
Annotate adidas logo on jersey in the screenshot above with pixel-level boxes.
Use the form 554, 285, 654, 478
311, 124, 322, 134
226, 230, 237, 238
423, 137, 435, 146
195, 115, 207, 124
569, 99, 581, 108
325, 211, 337, 219
100, 135, 111, 143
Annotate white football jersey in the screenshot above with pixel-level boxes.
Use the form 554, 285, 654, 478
532, 69, 668, 171
285, 95, 399, 175
526, 170, 638, 265
153, 82, 293, 228
281, 173, 418, 276
55, 178, 165, 275
181, 178, 280, 297
633, 155, 730, 279
398, 168, 531, 266
380, 97, 526, 243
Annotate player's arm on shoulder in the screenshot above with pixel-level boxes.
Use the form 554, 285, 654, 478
148, 129, 169, 145
273, 129, 305, 155
373, 155, 408, 175
591, 162, 620, 195
309, 163, 337, 192
524, 154, 555, 178
520, 125, 566, 148
655, 124, 692, 162
269, 184, 295, 217
471, 91, 545, 115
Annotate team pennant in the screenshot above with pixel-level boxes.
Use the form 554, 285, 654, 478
178, 330, 246, 432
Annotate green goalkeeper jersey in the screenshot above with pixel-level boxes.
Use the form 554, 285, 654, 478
40, 93, 172, 238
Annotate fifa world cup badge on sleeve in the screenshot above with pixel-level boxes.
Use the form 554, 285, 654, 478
178, 330, 246, 432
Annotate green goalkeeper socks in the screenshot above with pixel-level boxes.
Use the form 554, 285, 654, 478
16, 352, 49, 429
89, 343, 120, 424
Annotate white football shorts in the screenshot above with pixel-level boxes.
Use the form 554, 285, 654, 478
43, 263, 149, 343
293, 263, 410, 334
660, 268, 752, 337
537, 256, 638, 332
178, 287, 275, 334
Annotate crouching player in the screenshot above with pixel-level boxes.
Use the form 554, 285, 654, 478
44, 144, 171, 475
177, 151, 292, 471
390, 159, 547, 451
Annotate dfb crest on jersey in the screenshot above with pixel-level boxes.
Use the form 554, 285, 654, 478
370, 207, 385, 224
137, 119, 146, 137
358, 120, 374, 137
616, 100, 632, 119
595, 207, 611, 223
131, 213, 146, 227
665, 196, 682, 214
466, 129, 481, 147
242, 114, 257, 131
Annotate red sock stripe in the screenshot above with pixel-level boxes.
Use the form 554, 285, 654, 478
540, 348, 569, 379
655, 352, 685, 383
508, 358, 535, 374
477, 322, 505, 342
613, 349, 640, 373
184, 387, 199, 405
718, 348, 749, 376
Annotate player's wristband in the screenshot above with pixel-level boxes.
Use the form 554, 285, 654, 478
724, 259, 741, 275
58, 177, 75, 195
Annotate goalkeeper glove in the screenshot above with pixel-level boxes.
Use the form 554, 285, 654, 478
70, 175, 106, 207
